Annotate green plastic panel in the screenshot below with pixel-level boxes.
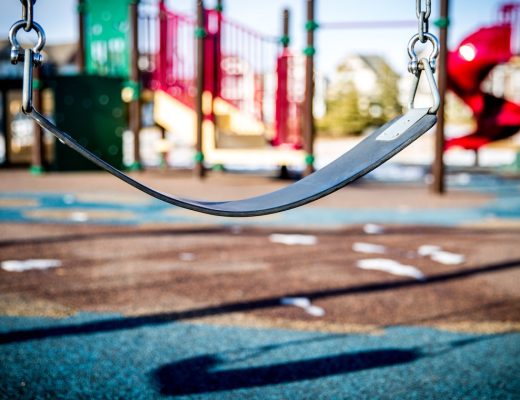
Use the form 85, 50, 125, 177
84, 0, 132, 77
53, 75, 126, 171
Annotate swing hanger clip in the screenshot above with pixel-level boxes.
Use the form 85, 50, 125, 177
9, 0, 45, 67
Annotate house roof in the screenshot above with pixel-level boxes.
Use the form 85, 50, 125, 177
0, 40, 78, 68
358, 55, 399, 78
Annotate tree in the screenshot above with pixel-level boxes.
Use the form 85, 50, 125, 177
370, 63, 402, 126
319, 81, 368, 136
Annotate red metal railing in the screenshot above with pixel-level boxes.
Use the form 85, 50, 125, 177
149, 2, 303, 146
151, 3, 197, 108
138, 0, 160, 87
218, 12, 278, 121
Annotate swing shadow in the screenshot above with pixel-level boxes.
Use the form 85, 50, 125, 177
151, 334, 501, 395
152, 349, 420, 395
0, 258, 518, 345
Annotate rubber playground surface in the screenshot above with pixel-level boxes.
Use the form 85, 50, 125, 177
0, 169, 519, 398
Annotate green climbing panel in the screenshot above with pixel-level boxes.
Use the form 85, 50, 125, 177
83, 0, 133, 77
52, 75, 126, 171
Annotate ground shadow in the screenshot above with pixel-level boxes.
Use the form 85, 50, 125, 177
152, 348, 419, 395
0, 224, 511, 248
151, 334, 503, 396
0, 258, 518, 344
0, 227, 230, 248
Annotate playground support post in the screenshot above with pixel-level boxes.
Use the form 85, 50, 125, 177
77, 0, 85, 73
30, 66, 45, 174
303, 0, 316, 176
1, 90, 10, 166
432, 0, 449, 194
195, 0, 206, 178
283, 8, 290, 48
129, 0, 142, 170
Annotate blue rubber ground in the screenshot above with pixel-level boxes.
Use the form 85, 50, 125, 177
0, 313, 519, 399
1, 173, 520, 227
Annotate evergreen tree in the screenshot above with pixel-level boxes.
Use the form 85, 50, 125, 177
319, 81, 368, 136
370, 63, 402, 126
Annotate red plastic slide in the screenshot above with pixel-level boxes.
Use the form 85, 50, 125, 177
446, 4, 520, 150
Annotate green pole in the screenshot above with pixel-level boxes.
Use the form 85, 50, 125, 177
194, 0, 206, 178
129, 0, 142, 171
30, 67, 45, 175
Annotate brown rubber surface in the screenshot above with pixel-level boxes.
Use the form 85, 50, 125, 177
1, 222, 519, 334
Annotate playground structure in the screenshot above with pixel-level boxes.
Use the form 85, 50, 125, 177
4, 0, 520, 191
66, 0, 431, 175
1, 0, 310, 173
148, 1, 306, 171
76, 0, 309, 173
7, 0, 435, 177
445, 3, 520, 154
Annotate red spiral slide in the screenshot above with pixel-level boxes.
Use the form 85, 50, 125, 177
445, 3, 520, 151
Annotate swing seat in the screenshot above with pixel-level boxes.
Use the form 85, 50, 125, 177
31, 107, 436, 217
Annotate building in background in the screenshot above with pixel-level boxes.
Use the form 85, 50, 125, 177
0, 40, 78, 166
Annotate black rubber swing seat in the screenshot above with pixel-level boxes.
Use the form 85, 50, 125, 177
30, 107, 436, 217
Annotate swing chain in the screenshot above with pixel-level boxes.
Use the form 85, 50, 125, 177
20, 0, 37, 32
408, 0, 438, 75
416, 0, 431, 43
9, 0, 45, 66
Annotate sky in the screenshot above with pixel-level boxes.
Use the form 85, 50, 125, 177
0, 0, 508, 77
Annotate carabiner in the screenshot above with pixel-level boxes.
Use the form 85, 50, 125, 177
408, 58, 440, 115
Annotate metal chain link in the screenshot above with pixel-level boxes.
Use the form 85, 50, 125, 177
21, 0, 36, 32
416, 0, 431, 43
416, 0, 431, 19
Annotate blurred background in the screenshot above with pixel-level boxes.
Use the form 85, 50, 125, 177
0, 0, 519, 172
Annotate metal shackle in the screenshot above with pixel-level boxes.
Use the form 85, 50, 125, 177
8, 19, 46, 65
407, 32, 439, 74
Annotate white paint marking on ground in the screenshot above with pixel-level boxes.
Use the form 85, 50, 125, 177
281, 297, 311, 308
179, 252, 196, 262
430, 251, 466, 265
70, 212, 89, 222
356, 258, 426, 281
280, 297, 325, 317
352, 242, 387, 254
269, 234, 318, 246
417, 245, 442, 256
304, 305, 326, 317
363, 224, 385, 234
417, 245, 465, 265
1, 259, 63, 272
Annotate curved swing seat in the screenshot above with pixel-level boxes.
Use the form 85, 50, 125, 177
31, 107, 436, 217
